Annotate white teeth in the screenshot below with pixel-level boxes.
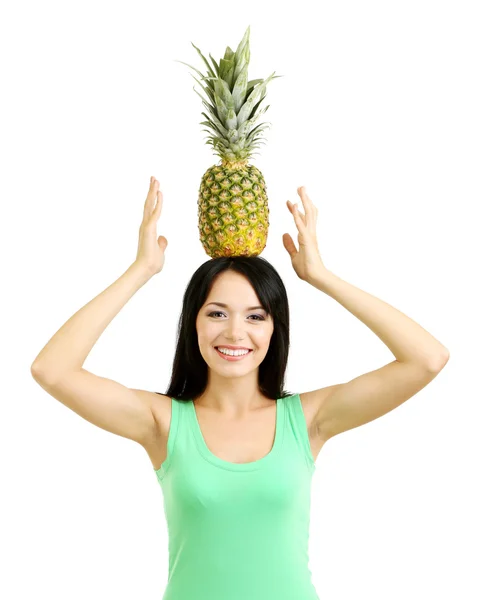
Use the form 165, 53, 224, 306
217, 347, 250, 356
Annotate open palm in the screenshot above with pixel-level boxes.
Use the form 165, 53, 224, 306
282, 186, 326, 282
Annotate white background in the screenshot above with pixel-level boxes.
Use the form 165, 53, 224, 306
2, 0, 483, 598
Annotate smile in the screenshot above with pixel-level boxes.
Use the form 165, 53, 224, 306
214, 347, 253, 361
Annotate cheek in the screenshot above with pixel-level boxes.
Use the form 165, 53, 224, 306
254, 326, 273, 347
197, 325, 222, 351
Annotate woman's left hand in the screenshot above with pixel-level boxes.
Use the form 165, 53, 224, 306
283, 186, 326, 283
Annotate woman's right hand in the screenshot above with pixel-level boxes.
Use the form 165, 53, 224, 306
135, 176, 168, 276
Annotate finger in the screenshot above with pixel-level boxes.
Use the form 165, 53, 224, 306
286, 200, 306, 225
144, 179, 159, 221
282, 233, 298, 258
149, 177, 157, 196
291, 201, 305, 234
157, 190, 163, 214
298, 186, 318, 225
297, 186, 316, 228
151, 191, 163, 221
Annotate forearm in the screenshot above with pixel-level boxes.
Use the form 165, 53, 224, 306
308, 268, 449, 369
31, 262, 154, 380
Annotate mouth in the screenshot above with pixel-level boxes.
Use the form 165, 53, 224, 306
214, 347, 254, 361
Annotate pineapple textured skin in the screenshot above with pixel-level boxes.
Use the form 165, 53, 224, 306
198, 162, 269, 257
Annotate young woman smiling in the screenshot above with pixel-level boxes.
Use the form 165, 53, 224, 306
31, 177, 449, 600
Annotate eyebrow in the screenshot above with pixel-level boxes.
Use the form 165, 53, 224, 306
205, 302, 266, 311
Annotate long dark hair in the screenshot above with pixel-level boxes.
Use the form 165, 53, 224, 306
157, 256, 294, 403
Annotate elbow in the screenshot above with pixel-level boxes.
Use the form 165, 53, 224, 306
30, 362, 53, 383
30, 362, 42, 378
429, 349, 450, 372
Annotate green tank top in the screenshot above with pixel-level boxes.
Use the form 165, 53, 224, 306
153, 393, 319, 600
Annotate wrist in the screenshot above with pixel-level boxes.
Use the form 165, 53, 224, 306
130, 261, 156, 282
307, 268, 335, 291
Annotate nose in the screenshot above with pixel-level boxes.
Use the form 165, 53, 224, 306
224, 319, 247, 343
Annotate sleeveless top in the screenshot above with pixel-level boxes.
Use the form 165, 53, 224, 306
153, 393, 320, 600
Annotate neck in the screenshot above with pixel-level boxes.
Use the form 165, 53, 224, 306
195, 386, 271, 418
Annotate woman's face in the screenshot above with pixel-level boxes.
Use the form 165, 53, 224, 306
195, 271, 274, 375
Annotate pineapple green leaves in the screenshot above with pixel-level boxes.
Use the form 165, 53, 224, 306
232, 53, 249, 113
233, 26, 250, 84
214, 78, 235, 113
175, 25, 282, 161
219, 48, 235, 86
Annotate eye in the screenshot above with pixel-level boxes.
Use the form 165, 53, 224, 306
208, 311, 265, 321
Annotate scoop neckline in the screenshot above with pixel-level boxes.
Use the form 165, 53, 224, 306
188, 397, 284, 471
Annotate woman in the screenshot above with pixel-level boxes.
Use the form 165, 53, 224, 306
31, 176, 449, 600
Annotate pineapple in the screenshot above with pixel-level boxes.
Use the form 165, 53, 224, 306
176, 26, 281, 257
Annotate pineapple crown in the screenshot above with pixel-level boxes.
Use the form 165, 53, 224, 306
175, 26, 282, 164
